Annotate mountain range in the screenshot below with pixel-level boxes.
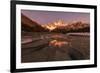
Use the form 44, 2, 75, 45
21, 13, 90, 33
42, 20, 90, 33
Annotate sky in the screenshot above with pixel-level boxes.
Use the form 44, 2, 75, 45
21, 10, 90, 25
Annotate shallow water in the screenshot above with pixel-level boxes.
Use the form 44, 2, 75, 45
21, 32, 90, 63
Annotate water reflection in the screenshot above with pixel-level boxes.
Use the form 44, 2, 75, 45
49, 39, 70, 48
21, 36, 33, 44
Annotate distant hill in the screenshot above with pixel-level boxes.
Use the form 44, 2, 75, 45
42, 20, 90, 33
52, 21, 90, 33
21, 13, 49, 32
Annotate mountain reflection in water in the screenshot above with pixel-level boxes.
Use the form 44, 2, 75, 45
49, 40, 69, 47
21, 33, 90, 63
